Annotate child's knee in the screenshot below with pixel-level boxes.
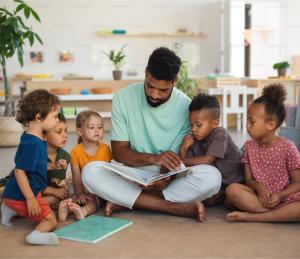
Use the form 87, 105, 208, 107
225, 183, 242, 201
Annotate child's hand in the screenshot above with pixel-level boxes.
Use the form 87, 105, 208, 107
53, 187, 69, 200
55, 159, 68, 170
257, 186, 271, 207
76, 193, 92, 205
181, 135, 194, 150
268, 193, 282, 208
26, 197, 41, 217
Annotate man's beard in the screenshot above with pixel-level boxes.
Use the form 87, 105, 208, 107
145, 86, 173, 108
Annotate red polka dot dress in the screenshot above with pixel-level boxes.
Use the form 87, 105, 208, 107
242, 137, 300, 205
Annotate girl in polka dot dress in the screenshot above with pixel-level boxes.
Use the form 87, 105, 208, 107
225, 84, 300, 222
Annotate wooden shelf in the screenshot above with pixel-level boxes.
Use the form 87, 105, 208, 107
58, 94, 113, 101
97, 33, 207, 38
65, 111, 111, 119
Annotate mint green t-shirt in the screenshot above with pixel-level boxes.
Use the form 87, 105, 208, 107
111, 83, 191, 154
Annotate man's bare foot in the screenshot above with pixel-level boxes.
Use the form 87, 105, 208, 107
104, 202, 128, 217
58, 199, 71, 222
181, 202, 206, 222
69, 202, 86, 220
226, 211, 249, 222
169, 201, 206, 222
196, 202, 206, 222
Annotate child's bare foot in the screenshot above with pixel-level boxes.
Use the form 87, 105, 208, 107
104, 202, 128, 217
226, 211, 249, 222
69, 202, 87, 220
58, 199, 71, 222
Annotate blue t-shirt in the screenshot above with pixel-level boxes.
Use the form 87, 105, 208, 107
111, 83, 191, 154
3, 133, 48, 201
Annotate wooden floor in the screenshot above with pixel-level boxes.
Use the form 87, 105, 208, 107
1, 131, 299, 258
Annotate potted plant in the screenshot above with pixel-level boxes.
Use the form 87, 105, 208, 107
174, 43, 196, 98
273, 61, 290, 77
176, 61, 196, 99
103, 45, 126, 80
0, 0, 43, 146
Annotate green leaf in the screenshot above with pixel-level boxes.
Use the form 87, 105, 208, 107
14, 0, 25, 4
29, 8, 41, 22
33, 32, 43, 44
16, 3, 25, 13
17, 47, 24, 66
24, 6, 30, 18
0, 7, 13, 16
28, 31, 34, 46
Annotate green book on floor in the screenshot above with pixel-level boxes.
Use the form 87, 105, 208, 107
55, 215, 133, 244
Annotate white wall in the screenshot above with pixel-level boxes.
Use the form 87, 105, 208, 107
228, 0, 245, 77
280, 0, 300, 75
1, 0, 222, 80
250, 1, 281, 78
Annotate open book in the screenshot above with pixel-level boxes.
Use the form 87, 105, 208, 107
101, 162, 190, 186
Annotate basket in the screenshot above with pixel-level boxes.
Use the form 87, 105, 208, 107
49, 88, 71, 95
91, 87, 113, 94
0, 117, 23, 147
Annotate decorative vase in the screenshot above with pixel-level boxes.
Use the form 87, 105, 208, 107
0, 117, 23, 147
277, 68, 287, 77
112, 70, 122, 80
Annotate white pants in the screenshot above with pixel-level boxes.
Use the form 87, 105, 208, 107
82, 161, 222, 209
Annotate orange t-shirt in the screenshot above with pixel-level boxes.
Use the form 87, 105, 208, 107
70, 143, 112, 170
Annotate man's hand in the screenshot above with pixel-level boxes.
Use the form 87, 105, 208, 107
139, 177, 171, 191
27, 197, 41, 217
53, 187, 69, 200
154, 151, 182, 171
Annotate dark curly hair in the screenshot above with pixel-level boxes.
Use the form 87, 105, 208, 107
16, 89, 60, 126
253, 83, 286, 127
189, 93, 220, 119
146, 47, 181, 81
57, 112, 66, 123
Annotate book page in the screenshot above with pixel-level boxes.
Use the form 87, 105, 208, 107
102, 163, 150, 185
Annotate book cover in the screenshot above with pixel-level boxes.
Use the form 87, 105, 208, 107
55, 215, 133, 244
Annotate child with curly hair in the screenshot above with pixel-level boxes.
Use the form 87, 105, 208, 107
1, 90, 61, 245
226, 84, 300, 222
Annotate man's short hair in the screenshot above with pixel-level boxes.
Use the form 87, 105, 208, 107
146, 47, 181, 81
189, 93, 220, 119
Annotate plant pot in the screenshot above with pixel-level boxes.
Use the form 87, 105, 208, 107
0, 117, 23, 147
279, 126, 300, 151
277, 68, 287, 77
112, 70, 122, 80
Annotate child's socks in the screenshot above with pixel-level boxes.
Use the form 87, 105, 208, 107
1, 203, 17, 227
25, 230, 59, 245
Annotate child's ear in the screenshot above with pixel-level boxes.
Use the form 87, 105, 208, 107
76, 127, 82, 136
35, 113, 42, 123
212, 119, 220, 128
267, 120, 277, 131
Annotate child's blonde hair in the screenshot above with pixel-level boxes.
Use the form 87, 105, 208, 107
76, 110, 103, 143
